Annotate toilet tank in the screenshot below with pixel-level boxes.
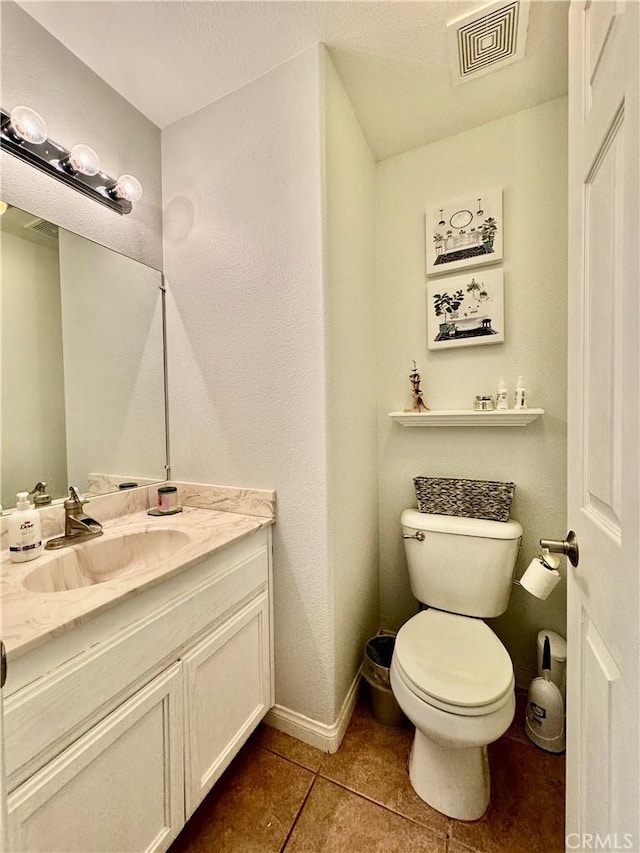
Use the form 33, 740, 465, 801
401, 509, 523, 618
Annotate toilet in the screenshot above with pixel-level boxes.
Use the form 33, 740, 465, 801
390, 508, 523, 821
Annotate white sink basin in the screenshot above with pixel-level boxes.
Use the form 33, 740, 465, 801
23, 528, 191, 593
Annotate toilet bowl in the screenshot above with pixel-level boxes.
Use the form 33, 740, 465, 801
390, 608, 515, 820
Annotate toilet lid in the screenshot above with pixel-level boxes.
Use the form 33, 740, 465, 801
394, 609, 513, 709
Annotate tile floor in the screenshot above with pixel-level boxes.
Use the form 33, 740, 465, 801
169, 688, 565, 853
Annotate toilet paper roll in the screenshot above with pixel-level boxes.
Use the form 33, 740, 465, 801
519, 558, 561, 600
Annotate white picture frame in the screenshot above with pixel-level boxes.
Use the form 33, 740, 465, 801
426, 187, 503, 276
427, 268, 504, 350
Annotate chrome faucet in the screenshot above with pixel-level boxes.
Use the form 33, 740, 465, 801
44, 486, 104, 550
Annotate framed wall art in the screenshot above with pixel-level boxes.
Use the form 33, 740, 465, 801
427, 268, 504, 350
426, 187, 503, 276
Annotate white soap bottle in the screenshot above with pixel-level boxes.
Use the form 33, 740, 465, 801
496, 377, 508, 410
514, 375, 527, 409
8, 492, 43, 563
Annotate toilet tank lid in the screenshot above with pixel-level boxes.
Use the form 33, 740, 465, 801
402, 509, 522, 540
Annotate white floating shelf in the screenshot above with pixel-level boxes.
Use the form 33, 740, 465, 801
388, 408, 545, 427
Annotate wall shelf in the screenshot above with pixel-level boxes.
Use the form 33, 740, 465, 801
388, 408, 544, 427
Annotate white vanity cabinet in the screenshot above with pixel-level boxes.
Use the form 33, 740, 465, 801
8, 664, 185, 853
3, 526, 273, 853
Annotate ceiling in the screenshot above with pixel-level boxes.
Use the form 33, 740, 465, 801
17, 0, 568, 161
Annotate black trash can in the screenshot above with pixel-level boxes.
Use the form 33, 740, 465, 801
362, 634, 405, 727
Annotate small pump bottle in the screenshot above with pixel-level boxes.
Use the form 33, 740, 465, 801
496, 377, 508, 410
514, 375, 527, 409
8, 492, 43, 562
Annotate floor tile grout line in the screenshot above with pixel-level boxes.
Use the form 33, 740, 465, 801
446, 822, 494, 853
257, 743, 324, 775
448, 839, 485, 853
313, 772, 450, 839
278, 771, 320, 853
311, 769, 499, 849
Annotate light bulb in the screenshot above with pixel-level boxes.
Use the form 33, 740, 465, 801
112, 174, 143, 203
67, 144, 100, 176
9, 105, 48, 144
0, 201, 8, 216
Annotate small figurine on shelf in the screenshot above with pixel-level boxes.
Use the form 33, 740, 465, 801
409, 360, 428, 412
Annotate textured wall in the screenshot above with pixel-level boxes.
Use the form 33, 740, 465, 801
0, 2, 162, 269
376, 97, 568, 685
321, 48, 379, 713
162, 47, 336, 724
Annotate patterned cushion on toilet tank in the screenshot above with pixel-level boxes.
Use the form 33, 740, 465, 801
394, 609, 513, 711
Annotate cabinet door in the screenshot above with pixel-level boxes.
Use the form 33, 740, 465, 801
7, 663, 184, 853
183, 592, 271, 816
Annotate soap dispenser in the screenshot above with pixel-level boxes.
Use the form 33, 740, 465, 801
8, 492, 43, 562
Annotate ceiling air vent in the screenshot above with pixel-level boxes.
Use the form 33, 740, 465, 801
24, 217, 58, 239
447, 0, 530, 85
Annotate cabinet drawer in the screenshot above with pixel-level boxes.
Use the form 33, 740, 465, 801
5, 534, 268, 788
8, 663, 184, 853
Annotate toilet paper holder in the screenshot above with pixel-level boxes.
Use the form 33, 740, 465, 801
539, 531, 579, 567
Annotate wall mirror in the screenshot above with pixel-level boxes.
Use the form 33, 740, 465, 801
1, 202, 167, 511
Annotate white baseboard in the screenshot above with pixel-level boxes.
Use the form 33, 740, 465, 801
264, 671, 361, 754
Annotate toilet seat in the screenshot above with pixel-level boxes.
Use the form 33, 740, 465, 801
394, 609, 514, 717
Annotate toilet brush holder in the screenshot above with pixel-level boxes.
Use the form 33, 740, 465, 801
525, 635, 565, 753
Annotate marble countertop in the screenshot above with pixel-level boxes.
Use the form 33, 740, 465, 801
1, 506, 273, 660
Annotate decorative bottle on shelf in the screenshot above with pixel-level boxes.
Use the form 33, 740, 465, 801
496, 377, 508, 410
8, 492, 43, 563
514, 376, 527, 410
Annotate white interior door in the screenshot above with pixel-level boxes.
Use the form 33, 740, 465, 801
567, 1, 639, 849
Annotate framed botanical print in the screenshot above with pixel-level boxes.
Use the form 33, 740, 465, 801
427, 268, 504, 350
426, 188, 503, 276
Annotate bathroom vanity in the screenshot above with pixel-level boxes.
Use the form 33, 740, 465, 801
1, 503, 274, 852
1, 196, 277, 851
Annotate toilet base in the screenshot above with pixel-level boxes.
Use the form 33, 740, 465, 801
408, 729, 490, 821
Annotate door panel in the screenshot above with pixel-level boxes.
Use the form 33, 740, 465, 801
567, 0, 639, 847
584, 111, 623, 533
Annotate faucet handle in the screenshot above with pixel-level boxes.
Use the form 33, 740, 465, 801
65, 486, 87, 508
29, 481, 51, 507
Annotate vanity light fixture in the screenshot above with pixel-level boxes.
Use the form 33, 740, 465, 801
60, 144, 101, 177
6, 105, 48, 144
109, 174, 143, 203
0, 105, 143, 215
